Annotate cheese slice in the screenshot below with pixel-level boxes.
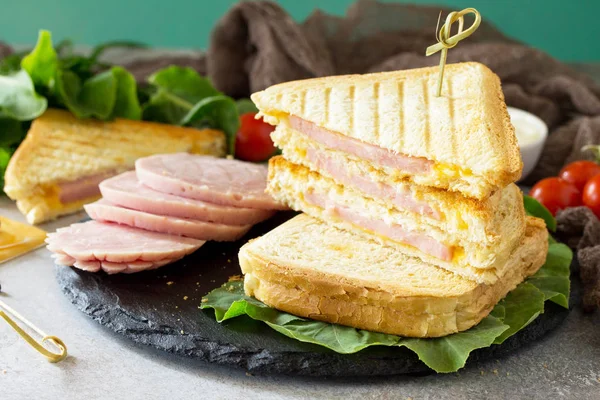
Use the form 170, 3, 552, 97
0, 217, 47, 264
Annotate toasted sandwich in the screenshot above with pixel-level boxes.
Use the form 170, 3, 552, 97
4, 109, 226, 224
267, 156, 525, 283
240, 214, 548, 338
251, 62, 521, 200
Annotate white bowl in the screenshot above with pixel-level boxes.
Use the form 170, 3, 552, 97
507, 107, 548, 182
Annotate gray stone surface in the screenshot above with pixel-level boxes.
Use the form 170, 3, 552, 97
1, 198, 600, 399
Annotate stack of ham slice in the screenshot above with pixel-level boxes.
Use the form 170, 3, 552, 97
47, 154, 286, 274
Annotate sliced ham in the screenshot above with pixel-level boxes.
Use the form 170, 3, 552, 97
306, 147, 440, 219
289, 116, 433, 174
58, 170, 123, 204
72, 258, 179, 274
135, 153, 287, 210
85, 199, 252, 242
51, 250, 183, 274
100, 172, 274, 226
305, 192, 453, 261
46, 220, 204, 262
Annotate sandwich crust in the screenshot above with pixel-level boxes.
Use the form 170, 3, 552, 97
240, 214, 548, 338
252, 62, 522, 199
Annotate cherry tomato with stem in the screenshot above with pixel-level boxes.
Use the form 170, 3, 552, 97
559, 160, 600, 191
530, 177, 582, 216
235, 112, 277, 162
583, 174, 600, 219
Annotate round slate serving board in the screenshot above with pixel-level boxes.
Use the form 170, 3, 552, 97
56, 213, 573, 377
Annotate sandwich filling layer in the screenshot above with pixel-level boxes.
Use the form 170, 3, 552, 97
273, 121, 497, 200
305, 192, 452, 261
58, 169, 124, 204
267, 157, 526, 283
306, 147, 440, 218
289, 116, 433, 174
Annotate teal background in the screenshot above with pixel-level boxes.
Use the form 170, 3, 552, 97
2, 0, 599, 61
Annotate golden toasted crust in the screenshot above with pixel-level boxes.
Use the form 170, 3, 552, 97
252, 62, 522, 198
4, 109, 226, 223
240, 215, 548, 338
267, 156, 526, 282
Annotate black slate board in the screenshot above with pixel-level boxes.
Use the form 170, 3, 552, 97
56, 212, 573, 377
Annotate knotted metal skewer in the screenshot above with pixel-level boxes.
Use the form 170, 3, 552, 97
426, 8, 482, 96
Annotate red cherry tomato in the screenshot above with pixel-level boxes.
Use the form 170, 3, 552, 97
530, 177, 582, 216
235, 112, 276, 162
583, 174, 600, 218
559, 160, 600, 191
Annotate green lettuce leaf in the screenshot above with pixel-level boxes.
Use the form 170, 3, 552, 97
492, 283, 545, 344
201, 196, 572, 373
55, 68, 116, 119
526, 242, 572, 308
21, 30, 58, 88
398, 316, 508, 373
144, 66, 238, 154
111, 67, 142, 120
236, 98, 258, 115
0, 70, 47, 120
180, 96, 239, 154
524, 195, 556, 232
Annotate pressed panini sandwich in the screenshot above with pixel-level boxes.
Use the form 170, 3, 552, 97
240, 214, 548, 338
253, 62, 527, 283
252, 62, 521, 200
4, 109, 226, 224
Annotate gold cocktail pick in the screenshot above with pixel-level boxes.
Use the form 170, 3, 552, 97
426, 8, 482, 96
0, 299, 67, 363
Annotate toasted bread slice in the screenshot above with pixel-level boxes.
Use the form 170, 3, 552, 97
4, 109, 226, 224
267, 156, 526, 284
252, 62, 521, 200
240, 214, 548, 338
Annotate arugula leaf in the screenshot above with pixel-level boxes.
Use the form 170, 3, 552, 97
21, 30, 58, 88
524, 195, 556, 232
236, 98, 258, 115
180, 96, 239, 154
55, 68, 118, 120
0, 70, 47, 120
399, 316, 509, 373
111, 67, 141, 120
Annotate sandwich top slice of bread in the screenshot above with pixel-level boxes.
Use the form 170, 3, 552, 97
4, 109, 226, 224
267, 156, 526, 284
252, 62, 521, 200
240, 214, 548, 338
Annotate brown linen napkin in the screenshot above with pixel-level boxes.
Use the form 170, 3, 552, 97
557, 207, 600, 311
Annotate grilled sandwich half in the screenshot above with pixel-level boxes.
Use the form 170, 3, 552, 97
240, 214, 548, 338
268, 156, 525, 284
4, 109, 226, 224
252, 62, 522, 200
